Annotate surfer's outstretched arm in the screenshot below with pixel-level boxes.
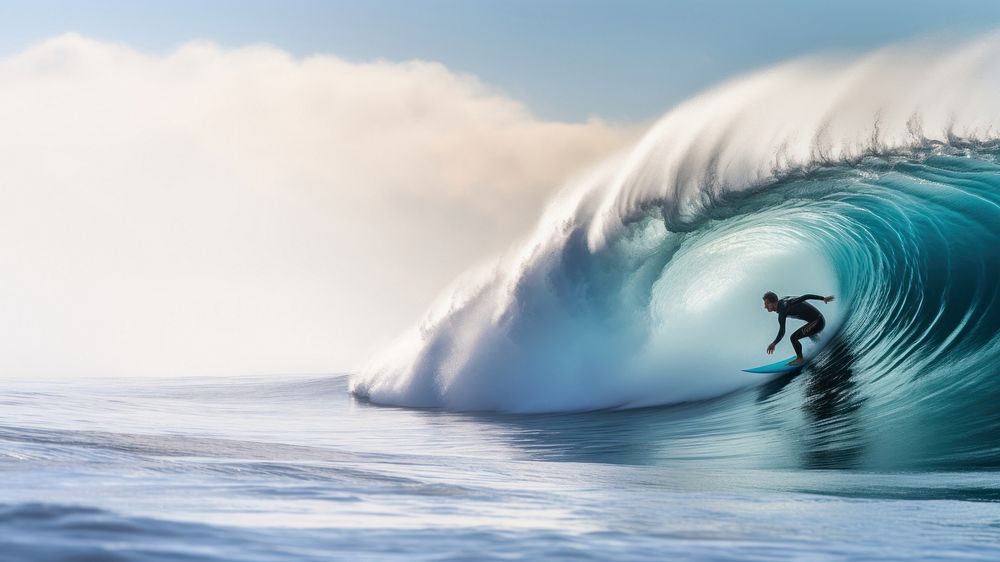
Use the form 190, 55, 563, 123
789, 294, 830, 306
767, 313, 787, 353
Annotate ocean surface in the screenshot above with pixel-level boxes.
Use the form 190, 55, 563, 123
1, 373, 999, 561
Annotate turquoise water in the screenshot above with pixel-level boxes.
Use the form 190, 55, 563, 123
352, 149, 1000, 424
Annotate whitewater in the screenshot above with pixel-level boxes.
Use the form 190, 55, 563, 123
5, 38, 1000, 561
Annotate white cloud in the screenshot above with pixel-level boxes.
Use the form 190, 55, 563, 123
0, 34, 633, 377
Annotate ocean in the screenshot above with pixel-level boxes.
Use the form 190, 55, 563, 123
1, 373, 999, 561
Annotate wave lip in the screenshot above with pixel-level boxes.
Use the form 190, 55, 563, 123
352, 35, 1000, 414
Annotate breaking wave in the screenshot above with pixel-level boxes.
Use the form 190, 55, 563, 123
351, 35, 1000, 428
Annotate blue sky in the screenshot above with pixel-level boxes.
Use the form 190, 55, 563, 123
3, 0, 1000, 122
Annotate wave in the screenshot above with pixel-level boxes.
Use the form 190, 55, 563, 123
350, 35, 1000, 431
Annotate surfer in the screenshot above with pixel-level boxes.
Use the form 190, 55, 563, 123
763, 292, 835, 366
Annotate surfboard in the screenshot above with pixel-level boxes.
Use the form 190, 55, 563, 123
742, 357, 805, 374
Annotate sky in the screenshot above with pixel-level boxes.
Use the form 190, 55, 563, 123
4, 1, 1000, 122
1, 2, 999, 377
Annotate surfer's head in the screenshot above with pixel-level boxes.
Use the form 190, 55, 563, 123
762, 291, 779, 312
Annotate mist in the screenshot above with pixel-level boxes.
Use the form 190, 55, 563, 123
0, 34, 633, 377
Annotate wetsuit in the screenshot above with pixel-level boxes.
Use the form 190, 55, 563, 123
771, 294, 827, 357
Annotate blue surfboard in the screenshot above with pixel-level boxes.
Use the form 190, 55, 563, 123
742, 357, 805, 374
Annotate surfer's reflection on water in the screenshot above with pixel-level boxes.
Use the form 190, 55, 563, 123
799, 339, 866, 469
751, 335, 866, 469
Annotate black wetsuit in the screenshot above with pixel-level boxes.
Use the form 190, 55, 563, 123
771, 294, 826, 357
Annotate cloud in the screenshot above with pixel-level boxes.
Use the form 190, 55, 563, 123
0, 34, 633, 377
